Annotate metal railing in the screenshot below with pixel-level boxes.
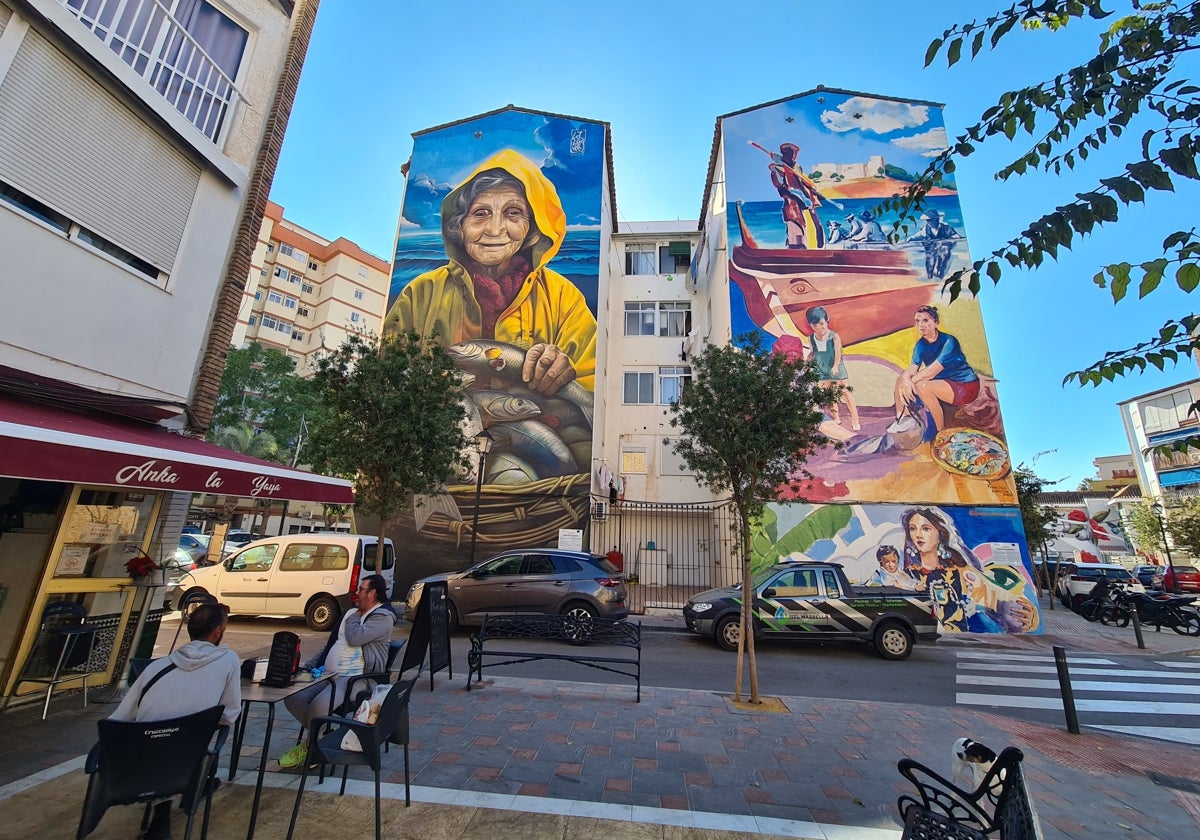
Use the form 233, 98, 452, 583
58, 0, 245, 146
589, 497, 740, 613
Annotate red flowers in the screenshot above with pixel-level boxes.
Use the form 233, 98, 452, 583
124, 551, 159, 578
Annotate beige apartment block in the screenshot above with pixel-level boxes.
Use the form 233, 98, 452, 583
234, 200, 390, 375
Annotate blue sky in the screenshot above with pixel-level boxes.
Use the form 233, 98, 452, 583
269, 0, 1199, 489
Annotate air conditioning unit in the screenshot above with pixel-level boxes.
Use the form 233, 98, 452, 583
299, 510, 313, 519
592, 500, 608, 521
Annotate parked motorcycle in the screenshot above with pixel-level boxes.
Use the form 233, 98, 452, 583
1077, 577, 1117, 622
1099, 588, 1200, 635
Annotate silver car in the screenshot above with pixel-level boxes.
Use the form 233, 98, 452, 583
404, 549, 628, 631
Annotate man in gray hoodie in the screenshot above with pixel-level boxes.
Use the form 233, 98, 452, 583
108, 602, 241, 839
110, 602, 242, 726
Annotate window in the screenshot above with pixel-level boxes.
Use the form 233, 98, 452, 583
822, 569, 842, 597
625, 246, 656, 275
298, 307, 310, 317
354, 289, 365, 300
301, 283, 314, 294
259, 267, 267, 276
659, 366, 691, 404
267, 243, 275, 252
253, 290, 261, 300
659, 302, 691, 337
660, 241, 692, 273
289, 273, 301, 285
624, 372, 654, 404
291, 330, 304, 342
284, 297, 297, 309
261, 315, 278, 329
771, 568, 820, 597
1142, 391, 1198, 435
230, 544, 277, 572
0, 180, 70, 231
622, 449, 647, 473
624, 302, 656, 336
350, 312, 361, 323
308, 260, 319, 271
267, 291, 283, 304
279, 243, 307, 262
276, 320, 292, 334
273, 266, 289, 281
280, 543, 349, 572
247, 315, 256, 326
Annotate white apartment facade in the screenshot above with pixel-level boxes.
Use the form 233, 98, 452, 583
0, 0, 351, 707
1118, 378, 1200, 500
233, 200, 390, 375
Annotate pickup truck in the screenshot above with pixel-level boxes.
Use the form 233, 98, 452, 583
682, 561, 939, 660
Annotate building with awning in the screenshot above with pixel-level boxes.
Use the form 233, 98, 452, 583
0, 0, 331, 708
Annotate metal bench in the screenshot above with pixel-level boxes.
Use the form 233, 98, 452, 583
897, 747, 1042, 839
467, 614, 641, 701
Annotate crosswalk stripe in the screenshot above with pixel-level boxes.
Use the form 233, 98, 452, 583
956, 663, 1200, 680
1089, 725, 1200, 746
955, 693, 1200, 715
955, 674, 1200, 694
1157, 661, 1200, 669
954, 650, 1115, 665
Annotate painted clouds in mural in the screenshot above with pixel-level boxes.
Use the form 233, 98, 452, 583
723, 91, 1013, 507
385, 109, 602, 550
754, 502, 1041, 634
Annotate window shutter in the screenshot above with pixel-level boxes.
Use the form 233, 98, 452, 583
667, 241, 691, 257
0, 30, 200, 274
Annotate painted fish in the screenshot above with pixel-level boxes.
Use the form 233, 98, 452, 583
489, 419, 577, 476
507, 385, 589, 430
471, 390, 542, 423
413, 487, 462, 531
483, 452, 540, 485
447, 339, 594, 426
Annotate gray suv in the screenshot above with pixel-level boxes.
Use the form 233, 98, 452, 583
404, 549, 628, 631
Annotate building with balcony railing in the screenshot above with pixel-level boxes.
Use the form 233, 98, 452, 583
1119, 378, 1200, 499
0, 0, 352, 710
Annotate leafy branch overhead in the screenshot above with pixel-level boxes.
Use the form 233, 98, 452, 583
882, 0, 1200, 381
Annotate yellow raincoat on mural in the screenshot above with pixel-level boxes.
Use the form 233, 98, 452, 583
384, 149, 597, 390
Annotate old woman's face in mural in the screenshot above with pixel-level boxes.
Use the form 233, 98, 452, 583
460, 187, 532, 273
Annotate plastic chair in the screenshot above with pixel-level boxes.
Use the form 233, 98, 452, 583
19, 601, 100, 719
286, 677, 417, 840
77, 704, 227, 840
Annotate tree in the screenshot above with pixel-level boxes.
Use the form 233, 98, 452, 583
1165, 495, 1200, 555
668, 333, 836, 704
305, 331, 469, 551
1125, 500, 1168, 556
1013, 460, 1061, 600
1077, 477, 1099, 491
884, 1, 1200, 383
208, 422, 280, 461
210, 343, 319, 464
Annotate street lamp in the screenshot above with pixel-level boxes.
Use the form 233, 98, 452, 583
1151, 501, 1179, 593
469, 429, 494, 567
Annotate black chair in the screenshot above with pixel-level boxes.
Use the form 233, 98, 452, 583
19, 601, 100, 719
339, 639, 407, 713
286, 677, 417, 840
77, 705, 228, 840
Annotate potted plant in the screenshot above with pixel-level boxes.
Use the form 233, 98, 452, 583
124, 550, 164, 586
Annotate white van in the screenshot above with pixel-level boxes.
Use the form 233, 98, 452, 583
167, 534, 396, 631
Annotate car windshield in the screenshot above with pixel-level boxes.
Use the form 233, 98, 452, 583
1176, 566, 1199, 574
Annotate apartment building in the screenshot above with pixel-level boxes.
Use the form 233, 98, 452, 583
1118, 379, 1200, 500
0, 0, 352, 707
233, 201, 390, 376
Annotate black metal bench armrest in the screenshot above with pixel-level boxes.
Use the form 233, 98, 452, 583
897, 758, 990, 831
901, 805, 989, 840
897, 747, 1036, 839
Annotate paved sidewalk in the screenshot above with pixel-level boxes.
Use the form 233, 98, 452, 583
3, 669, 1200, 839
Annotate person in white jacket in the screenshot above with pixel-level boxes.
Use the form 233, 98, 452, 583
108, 602, 241, 840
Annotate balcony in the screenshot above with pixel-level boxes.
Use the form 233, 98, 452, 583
58, 0, 246, 146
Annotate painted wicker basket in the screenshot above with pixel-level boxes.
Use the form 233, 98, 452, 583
424, 472, 591, 549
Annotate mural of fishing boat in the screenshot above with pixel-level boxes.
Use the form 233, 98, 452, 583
729, 203, 934, 346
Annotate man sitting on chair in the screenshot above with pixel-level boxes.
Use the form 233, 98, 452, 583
108, 602, 241, 839
277, 573, 395, 769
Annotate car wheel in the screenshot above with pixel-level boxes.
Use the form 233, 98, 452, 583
305, 595, 341, 633
715, 615, 741, 652
873, 620, 913, 661
560, 602, 596, 645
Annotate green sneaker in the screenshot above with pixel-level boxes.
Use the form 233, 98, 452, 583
278, 743, 307, 769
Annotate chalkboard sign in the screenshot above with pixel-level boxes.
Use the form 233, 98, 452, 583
426, 581, 451, 684
398, 581, 452, 691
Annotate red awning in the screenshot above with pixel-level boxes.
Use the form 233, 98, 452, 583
0, 394, 354, 504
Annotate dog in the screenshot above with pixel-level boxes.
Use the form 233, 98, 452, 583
951, 737, 998, 790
